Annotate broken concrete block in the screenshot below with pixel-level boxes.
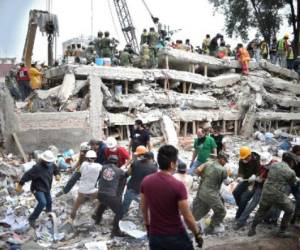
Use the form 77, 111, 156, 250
210, 74, 241, 88
160, 115, 179, 148
263, 77, 300, 95
260, 60, 299, 80
58, 73, 76, 103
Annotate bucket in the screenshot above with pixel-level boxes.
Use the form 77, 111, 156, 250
95, 58, 104, 66
103, 57, 111, 66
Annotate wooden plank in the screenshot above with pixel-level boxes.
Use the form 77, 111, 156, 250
183, 122, 188, 137
124, 81, 129, 95
165, 55, 169, 69
126, 125, 130, 140
222, 120, 226, 133
204, 65, 208, 78
12, 133, 28, 162
234, 120, 238, 135
187, 83, 193, 94
182, 82, 187, 94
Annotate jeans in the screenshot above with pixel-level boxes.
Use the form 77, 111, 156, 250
237, 187, 262, 225
287, 59, 294, 70
29, 192, 52, 221
233, 181, 254, 219
188, 160, 202, 175
270, 53, 277, 64
122, 189, 140, 216
18, 80, 31, 100
63, 171, 81, 193
149, 231, 194, 250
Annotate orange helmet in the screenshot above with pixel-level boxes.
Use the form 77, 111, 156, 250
134, 146, 149, 156
240, 146, 251, 160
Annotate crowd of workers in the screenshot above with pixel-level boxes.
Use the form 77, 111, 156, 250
14, 118, 300, 249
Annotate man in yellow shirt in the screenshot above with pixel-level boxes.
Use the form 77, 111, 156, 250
28, 63, 43, 90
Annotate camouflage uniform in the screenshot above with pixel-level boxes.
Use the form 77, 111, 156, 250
101, 37, 112, 58
251, 162, 296, 231
119, 50, 131, 67
192, 160, 227, 227
94, 37, 103, 57
140, 44, 151, 69
85, 44, 95, 64
140, 31, 149, 45
148, 31, 159, 68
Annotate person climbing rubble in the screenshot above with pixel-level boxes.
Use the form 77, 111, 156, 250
140, 28, 149, 45
122, 146, 157, 217
93, 155, 127, 237
148, 27, 159, 68
55, 142, 90, 197
129, 119, 151, 155
209, 33, 222, 57
234, 151, 279, 230
28, 62, 43, 90
16, 63, 32, 101
211, 126, 226, 154
260, 40, 269, 60
233, 146, 260, 221
102, 31, 113, 59
277, 33, 289, 68
141, 145, 203, 249
119, 46, 132, 67
16, 150, 60, 228
70, 150, 102, 220
189, 128, 217, 175
202, 34, 211, 55
248, 152, 299, 237
192, 151, 229, 234
236, 43, 250, 75
104, 137, 130, 168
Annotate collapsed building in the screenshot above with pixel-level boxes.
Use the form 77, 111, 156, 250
4, 47, 298, 154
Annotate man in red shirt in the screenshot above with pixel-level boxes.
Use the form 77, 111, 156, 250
17, 63, 32, 100
104, 137, 130, 168
141, 145, 203, 250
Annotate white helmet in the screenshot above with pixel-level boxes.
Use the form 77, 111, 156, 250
106, 137, 117, 149
85, 150, 97, 158
260, 152, 273, 166
80, 142, 90, 151
40, 150, 56, 163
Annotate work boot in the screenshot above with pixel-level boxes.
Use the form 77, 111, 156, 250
233, 222, 246, 231
248, 226, 256, 237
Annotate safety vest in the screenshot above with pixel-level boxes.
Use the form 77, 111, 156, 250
277, 39, 286, 51
288, 48, 294, 60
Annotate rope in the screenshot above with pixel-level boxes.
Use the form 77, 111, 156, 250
107, 0, 121, 40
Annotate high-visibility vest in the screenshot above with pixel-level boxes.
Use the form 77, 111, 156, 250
288, 48, 294, 60
277, 39, 286, 51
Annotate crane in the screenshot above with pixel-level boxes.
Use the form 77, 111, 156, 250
113, 0, 140, 54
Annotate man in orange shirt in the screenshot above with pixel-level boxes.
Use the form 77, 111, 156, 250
237, 43, 250, 75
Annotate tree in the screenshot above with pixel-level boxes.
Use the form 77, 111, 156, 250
286, 0, 300, 55
209, 0, 285, 44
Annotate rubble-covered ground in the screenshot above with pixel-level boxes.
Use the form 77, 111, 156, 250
1, 132, 300, 250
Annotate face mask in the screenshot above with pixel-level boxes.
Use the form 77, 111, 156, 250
242, 159, 250, 164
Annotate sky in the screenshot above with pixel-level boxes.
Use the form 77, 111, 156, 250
0, 0, 293, 62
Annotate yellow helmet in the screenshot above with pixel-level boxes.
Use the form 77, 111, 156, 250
240, 146, 251, 160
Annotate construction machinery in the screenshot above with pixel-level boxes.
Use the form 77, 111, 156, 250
22, 9, 59, 67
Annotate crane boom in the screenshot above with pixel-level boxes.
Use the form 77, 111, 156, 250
113, 0, 139, 54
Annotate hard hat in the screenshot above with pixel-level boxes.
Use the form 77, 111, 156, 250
240, 146, 252, 160
80, 142, 90, 151
85, 150, 97, 158
134, 146, 149, 156
260, 152, 273, 165
106, 137, 117, 149
40, 150, 56, 163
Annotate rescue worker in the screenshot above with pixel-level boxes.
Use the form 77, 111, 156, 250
94, 31, 104, 57
122, 146, 157, 217
184, 39, 194, 52
269, 37, 278, 64
260, 40, 269, 60
17, 63, 31, 100
277, 34, 289, 68
252, 34, 261, 62
209, 33, 222, 57
236, 43, 250, 75
202, 34, 211, 55
140, 28, 149, 45
56, 142, 91, 197
217, 41, 227, 59
28, 62, 43, 90
140, 43, 151, 69
148, 27, 159, 68
102, 31, 112, 58
119, 47, 132, 67
192, 152, 229, 234
129, 119, 151, 155
93, 155, 127, 237
233, 146, 260, 220
104, 137, 130, 168
248, 152, 299, 237
287, 44, 295, 70
64, 45, 72, 57
234, 152, 278, 230
70, 150, 102, 220
85, 41, 96, 64
16, 150, 60, 227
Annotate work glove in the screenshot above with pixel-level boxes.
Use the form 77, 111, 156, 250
55, 175, 61, 182
194, 231, 203, 248
236, 177, 243, 183
15, 183, 23, 193
248, 174, 256, 183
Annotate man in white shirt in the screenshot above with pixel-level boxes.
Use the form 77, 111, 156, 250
70, 150, 102, 220
174, 162, 193, 195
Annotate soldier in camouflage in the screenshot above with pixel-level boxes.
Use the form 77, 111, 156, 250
148, 27, 159, 68
248, 152, 299, 237
192, 151, 229, 234
94, 31, 103, 58
102, 31, 112, 58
